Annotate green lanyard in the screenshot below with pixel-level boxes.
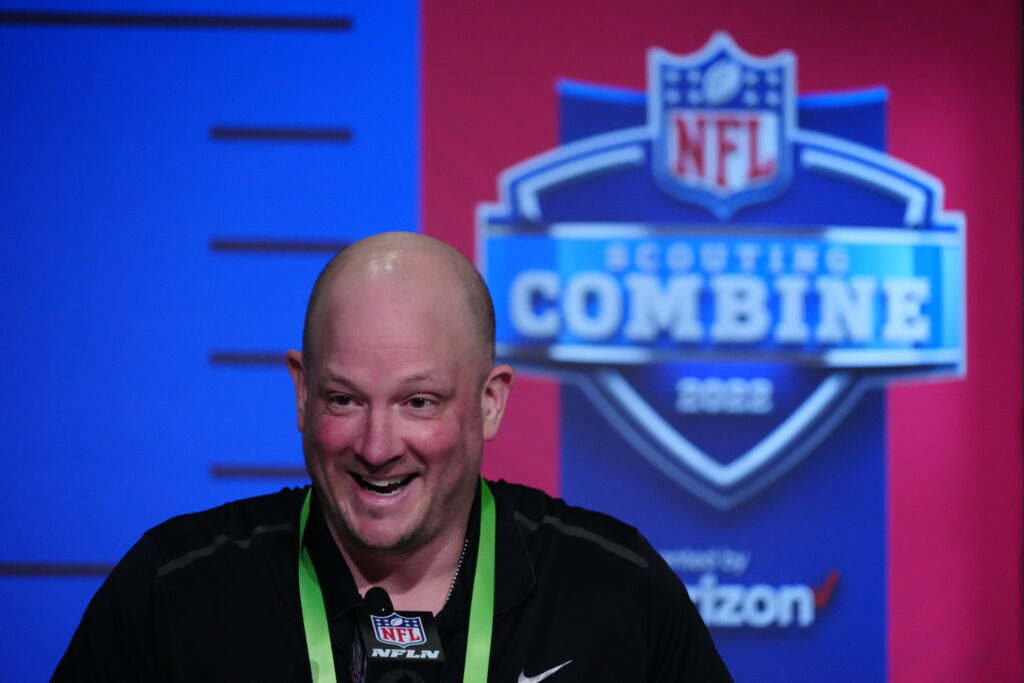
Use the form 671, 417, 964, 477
298, 478, 497, 682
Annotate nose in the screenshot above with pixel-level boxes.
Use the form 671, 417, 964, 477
354, 406, 402, 467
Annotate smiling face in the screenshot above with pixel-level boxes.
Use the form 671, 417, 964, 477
286, 234, 513, 557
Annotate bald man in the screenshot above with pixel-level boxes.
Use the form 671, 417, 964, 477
55, 232, 731, 682
285, 232, 514, 618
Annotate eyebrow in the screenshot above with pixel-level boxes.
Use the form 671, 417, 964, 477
318, 371, 450, 390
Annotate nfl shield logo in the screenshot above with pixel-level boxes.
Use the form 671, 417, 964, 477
649, 32, 795, 219
477, 32, 965, 510
370, 613, 426, 648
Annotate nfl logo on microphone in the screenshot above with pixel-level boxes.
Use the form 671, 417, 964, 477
371, 614, 427, 648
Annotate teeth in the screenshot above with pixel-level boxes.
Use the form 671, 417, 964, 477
364, 476, 406, 487
354, 473, 415, 496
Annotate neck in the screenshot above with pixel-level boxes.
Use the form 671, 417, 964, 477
328, 515, 471, 616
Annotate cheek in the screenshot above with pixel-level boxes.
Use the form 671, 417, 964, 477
309, 416, 356, 453
409, 421, 464, 460
411, 420, 452, 446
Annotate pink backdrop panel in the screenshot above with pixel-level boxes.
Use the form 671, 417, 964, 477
422, 1, 1022, 680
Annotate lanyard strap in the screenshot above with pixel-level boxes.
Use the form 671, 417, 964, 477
297, 478, 497, 683
464, 478, 496, 682
298, 489, 337, 682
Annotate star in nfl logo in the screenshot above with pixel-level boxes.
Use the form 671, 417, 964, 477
370, 613, 426, 648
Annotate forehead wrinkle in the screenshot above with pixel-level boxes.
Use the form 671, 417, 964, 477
332, 272, 476, 353
315, 367, 455, 401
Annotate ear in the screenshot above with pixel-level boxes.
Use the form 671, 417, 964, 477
480, 364, 516, 441
285, 350, 308, 432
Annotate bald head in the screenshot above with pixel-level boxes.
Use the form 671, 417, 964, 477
301, 232, 496, 372
286, 232, 515, 563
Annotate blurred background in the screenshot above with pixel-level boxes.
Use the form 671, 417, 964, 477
1, 2, 1019, 681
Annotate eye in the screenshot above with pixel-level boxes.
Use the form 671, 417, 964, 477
407, 396, 435, 410
329, 394, 354, 407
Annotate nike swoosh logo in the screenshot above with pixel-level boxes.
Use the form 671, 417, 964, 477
518, 660, 572, 683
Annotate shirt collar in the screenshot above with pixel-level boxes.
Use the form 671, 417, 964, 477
304, 487, 363, 621
437, 480, 535, 629
303, 480, 535, 628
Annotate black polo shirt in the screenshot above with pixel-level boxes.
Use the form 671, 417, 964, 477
54, 480, 731, 681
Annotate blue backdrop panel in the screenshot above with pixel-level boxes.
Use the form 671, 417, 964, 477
563, 387, 885, 681
0, 4, 418, 679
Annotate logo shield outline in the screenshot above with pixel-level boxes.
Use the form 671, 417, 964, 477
370, 613, 427, 649
476, 34, 964, 510
648, 32, 797, 220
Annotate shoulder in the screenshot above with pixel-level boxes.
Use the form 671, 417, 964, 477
54, 488, 314, 680
488, 479, 655, 572
142, 486, 308, 577
486, 480, 733, 680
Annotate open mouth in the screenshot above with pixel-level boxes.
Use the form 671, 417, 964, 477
351, 473, 418, 496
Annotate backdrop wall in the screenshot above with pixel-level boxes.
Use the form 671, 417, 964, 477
423, 2, 1021, 681
1, 2, 1019, 681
